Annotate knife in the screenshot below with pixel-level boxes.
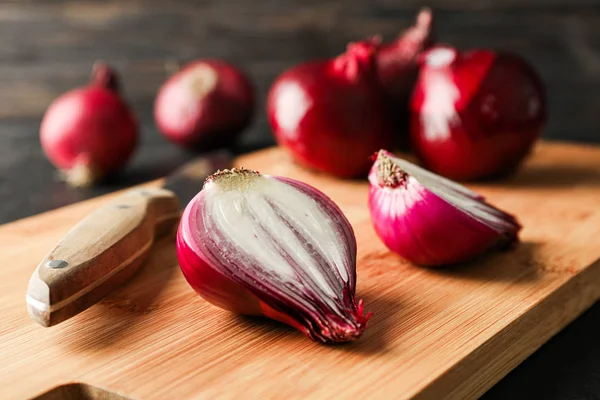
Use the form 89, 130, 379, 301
26, 149, 234, 327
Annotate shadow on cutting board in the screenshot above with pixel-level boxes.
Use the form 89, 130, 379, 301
104, 155, 195, 186
233, 294, 400, 355
60, 231, 180, 350
426, 241, 540, 284
340, 294, 399, 355
491, 164, 600, 188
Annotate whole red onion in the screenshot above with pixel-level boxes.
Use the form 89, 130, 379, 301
375, 7, 435, 147
410, 45, 547, 180
40, 62, 138, 187
369, 150, 521, 267
267, 41, 394, 178
177, 168, 370, 343
154, 60, 255, 149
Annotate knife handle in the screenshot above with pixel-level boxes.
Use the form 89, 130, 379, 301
26, 187, 180, 327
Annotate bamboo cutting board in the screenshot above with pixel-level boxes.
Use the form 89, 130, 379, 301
1, 141, 599, 400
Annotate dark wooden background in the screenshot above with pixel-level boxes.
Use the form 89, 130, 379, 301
0, 1, 599, 398
2, 0, 600, 220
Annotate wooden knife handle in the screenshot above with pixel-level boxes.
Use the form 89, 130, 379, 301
26, 187, 180, 327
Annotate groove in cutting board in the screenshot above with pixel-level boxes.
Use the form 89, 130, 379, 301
31, 383, 131, 400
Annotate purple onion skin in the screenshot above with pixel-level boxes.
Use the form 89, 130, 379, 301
376, 8, 435, 149
410, 47, 546, 181
267, 41, 395, 179
177, 175, 370, 343
177, 228, 262, 315
368, 162, 519, 267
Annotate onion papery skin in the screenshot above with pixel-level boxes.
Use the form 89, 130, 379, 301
267, 41, 394, 178
410, 46, 546, 181
155, 60, 255, 150
368, 151, 521, 267
40, 63, 138, 187
177, 171, 370, 343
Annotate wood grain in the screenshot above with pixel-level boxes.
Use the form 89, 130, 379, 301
0, 141, 599, 400
26, 188, 180, 327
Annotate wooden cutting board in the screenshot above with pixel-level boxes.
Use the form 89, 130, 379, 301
1, 141, 599, 400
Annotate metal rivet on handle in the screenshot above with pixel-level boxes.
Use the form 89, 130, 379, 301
46, 259, 69, 269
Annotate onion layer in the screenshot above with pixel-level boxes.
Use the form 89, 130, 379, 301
368, 150, 521, 267
410, 46, 546, 180
177, 168, 370, 343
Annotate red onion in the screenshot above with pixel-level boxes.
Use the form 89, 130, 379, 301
375, 7, 434, 147
410, 45, 547, 180
154, 60, 255, 149
267, 41, 393, 178
40, 62, 138, 187
177, 168, 370, 343
368, 150, 521, 267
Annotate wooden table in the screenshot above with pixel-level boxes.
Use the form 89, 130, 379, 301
0, 1, 599, 398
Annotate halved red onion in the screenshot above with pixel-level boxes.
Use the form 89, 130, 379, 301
177, 168, 370, 343
368, 150, 521, 267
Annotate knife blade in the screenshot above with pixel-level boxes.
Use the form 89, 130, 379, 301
26, 149, 234, 327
